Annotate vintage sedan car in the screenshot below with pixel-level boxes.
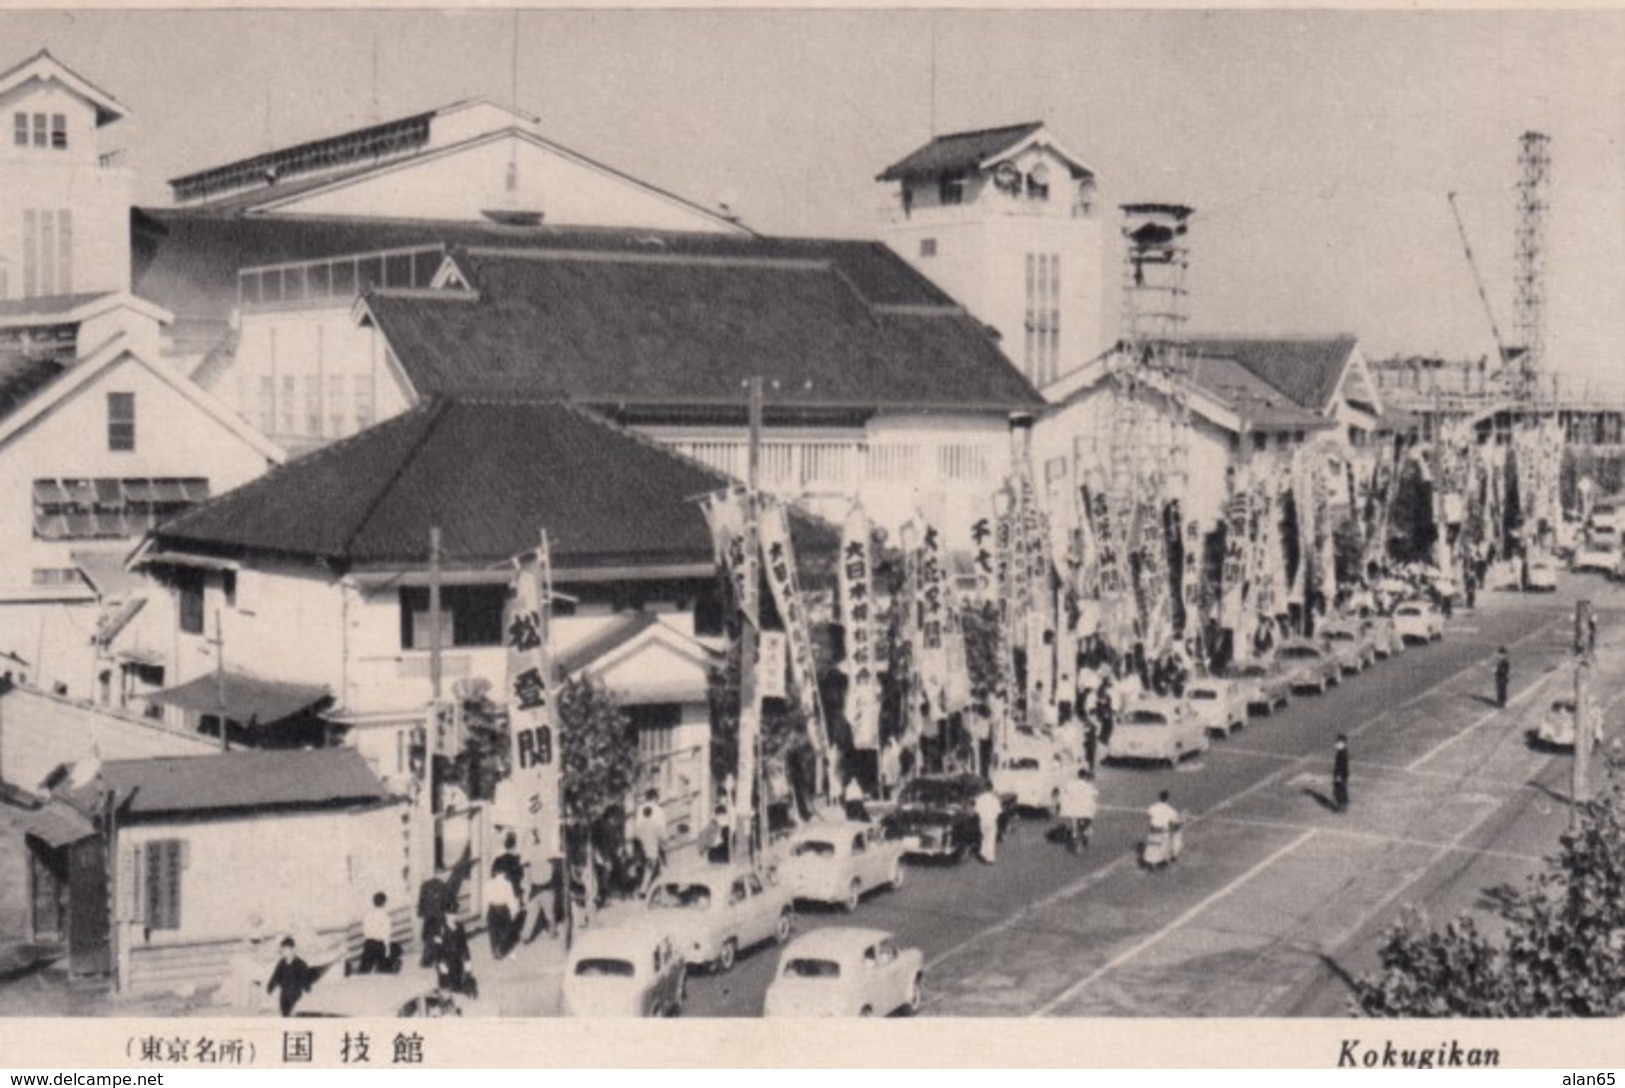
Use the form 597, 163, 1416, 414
1274, 639, 1341, 694
1525, 557, 1559, 591
990, 741, 1075, 814
1534, 699, 1604, 750
1392, 600, 1445, 643
781, 821, 907, 911
1589, 503, 1618, 533
1572, 539, 1618, 575
1223, 660, 1291, 716
295, 969, 468, 1018
881, 774, 1015, 863
1184, 678, 1246, 737
1367, 614, 1405, 659
1104, 697, 1209, 767
763, 927, 924, 1018
562, 923, 687, 1018
641, 865, 793, 973
1319, 620, 1377, 674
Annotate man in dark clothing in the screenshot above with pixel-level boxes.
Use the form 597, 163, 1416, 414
1332, 735, 1350, 812
266, 937, 314, 1017
1494, 647, 1510, 708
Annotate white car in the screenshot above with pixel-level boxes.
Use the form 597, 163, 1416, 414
1184, 679, 1245, 737
1223, 660, 1292, 715
1534, 699, 1604, 750
1573, 542, 1617, 575
562, 923, 687, 1018
763, 927, 924, 1018
1319, 620, 1377, 674
640, 865, 794, 972
1367, 614, 1405, 659
1275, 639, 1341, 694
990, 742, 1075, 814
1589, 504, 1618, 533
1392, 600, 1444, 643
781, 821, 907, 912
1105, 696, 1209, 767
1525, 558, 1559, 591
295, 969, 469, 1018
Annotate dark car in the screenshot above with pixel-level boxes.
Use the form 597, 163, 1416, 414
881, 774, 1016, 863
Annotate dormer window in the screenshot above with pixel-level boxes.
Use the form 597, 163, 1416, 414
938, 173, 966, 206
13, 112, 67, 151
50, 114, 66, 150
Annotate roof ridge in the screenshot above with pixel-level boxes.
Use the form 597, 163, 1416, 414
932, 120, 1044, 142
340, 399, 454, 558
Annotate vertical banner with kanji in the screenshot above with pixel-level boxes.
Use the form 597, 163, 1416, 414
760, 499, 828, 752
504, 536, 561, 869
839, 506, 880, 750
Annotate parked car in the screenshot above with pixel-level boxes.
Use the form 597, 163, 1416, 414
640, 865, 793, 973
1104, 696, 1209, 767
1525, 557, 1559, 591
990, 739, 1075, 814
1392, 600, 1445, 643
781, 821, 907, 912
1573, 541, 1617, 575
1319, 620, 1377, 674
881, 774, 1015, 863
1367, 614, 1405, 659
1274, 639, 1341, 694
763, 927, 924, 1018
1223, 660, 1291, 715
1534, 699, 1604, 750
562, 923, 687, 1017
1589, 503, 1618, 533
1184, 678, 1246, 736
295, 969, 468, 1018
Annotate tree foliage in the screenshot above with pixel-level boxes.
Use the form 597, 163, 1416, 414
1353, 761, 1625, 1017
1387, 458, 1437, 565
557, 676, 641, 825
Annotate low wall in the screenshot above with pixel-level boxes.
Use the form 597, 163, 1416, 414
0, 683, 215, 799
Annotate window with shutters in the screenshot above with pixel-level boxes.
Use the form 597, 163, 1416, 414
142, 839, 184, 930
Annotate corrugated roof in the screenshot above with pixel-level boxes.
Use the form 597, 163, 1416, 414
1185, 336, 1358, 415
152, 398, 834, 569
878, 122, 1045, 181
88, 748, 389, 818
364, 248, 1038, 413
131, 207, 962, 335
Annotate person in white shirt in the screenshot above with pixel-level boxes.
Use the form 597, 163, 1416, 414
973, 786, 1003, 864
879, 737, 901, 800
1146, 790, 1183, 868
1056, 770, 1099, 851
358, 892, 394, 974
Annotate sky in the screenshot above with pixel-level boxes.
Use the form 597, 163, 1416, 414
4, 7, 1623, 392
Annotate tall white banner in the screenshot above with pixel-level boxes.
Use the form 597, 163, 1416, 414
760, 500, 827, 752
839, 506, 880, 750
504, 536, 561, 869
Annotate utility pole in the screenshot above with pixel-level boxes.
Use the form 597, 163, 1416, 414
210, 610, 227, 751
737, 379, 765, 863
428, 526, 444, 702
425, 526, 443, 879
1572, 598, 1593, 828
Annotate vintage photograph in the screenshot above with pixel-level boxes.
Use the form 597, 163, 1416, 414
0, 6, 1621, 1040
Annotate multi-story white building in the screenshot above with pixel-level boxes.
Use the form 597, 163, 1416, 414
877, 122, 1107, 389
0, 51, 133, 302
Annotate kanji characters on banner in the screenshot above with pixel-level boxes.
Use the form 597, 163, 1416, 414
759, 499, 828, 754
839, 506, 881, 750
503, 535, 561, 870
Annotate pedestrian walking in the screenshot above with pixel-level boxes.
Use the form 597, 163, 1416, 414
1332, 734, 1350, 813
265, 937, 314, 1018
879, 737, 901, 801
973, 784, 1002, 865
632, 791, 667, 891
483, 865, 519, 961
1494, 646, 1510, 708
1145, 791, 1182, 870
431, 918, 475, 998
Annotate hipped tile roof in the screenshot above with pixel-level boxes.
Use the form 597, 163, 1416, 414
85, 748, 390, 819
364, 248, 1040, 413
1186, 336, 1359, 416
877, 122, 1045, 181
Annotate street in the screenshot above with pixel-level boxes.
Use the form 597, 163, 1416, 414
673, 576, 1619, 1017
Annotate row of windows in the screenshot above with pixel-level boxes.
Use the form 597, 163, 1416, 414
1024, 252, 1062, 386
32, 477, 210, 541
15, 209, 74, 299
258, 375, 375, 439
12, 112, 67, 150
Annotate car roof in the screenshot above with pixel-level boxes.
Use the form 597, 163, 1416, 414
571, 919, 674, 958
783, 926, 895, 958
654, 864, 761, 890
793, 821, 868, 843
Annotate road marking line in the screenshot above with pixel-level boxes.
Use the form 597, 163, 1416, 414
1211, 814, 1547, 864
1351, 761, 1532, 788
1213, 746, 1303, 763
1029, 829, 1316, 1017
1405, 670, 1558, 770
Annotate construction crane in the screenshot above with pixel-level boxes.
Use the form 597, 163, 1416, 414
1446, 191, 1516, 372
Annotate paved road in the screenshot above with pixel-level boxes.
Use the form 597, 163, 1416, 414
679, 576, 1621, 1017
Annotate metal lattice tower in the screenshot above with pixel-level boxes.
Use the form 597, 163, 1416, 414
1114, 203, 1195, 494
1513, 131, 1550, 398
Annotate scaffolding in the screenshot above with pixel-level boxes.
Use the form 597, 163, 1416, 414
1513, 131, 1551, 399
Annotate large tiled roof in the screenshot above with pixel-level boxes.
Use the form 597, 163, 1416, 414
363, 248, 1039, 414
1186, 336, 1358, 415
152, 398, 833, 571
85, 748, 389, 819
878, 122, 1045, 182
1185, 353, 1331, 431
131, 208, 965, 336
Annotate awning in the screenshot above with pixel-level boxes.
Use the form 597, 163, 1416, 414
24, 802, 95, 850
134, 551, 241, 572
147, 672, 330, 727
114, 645, 164, 667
